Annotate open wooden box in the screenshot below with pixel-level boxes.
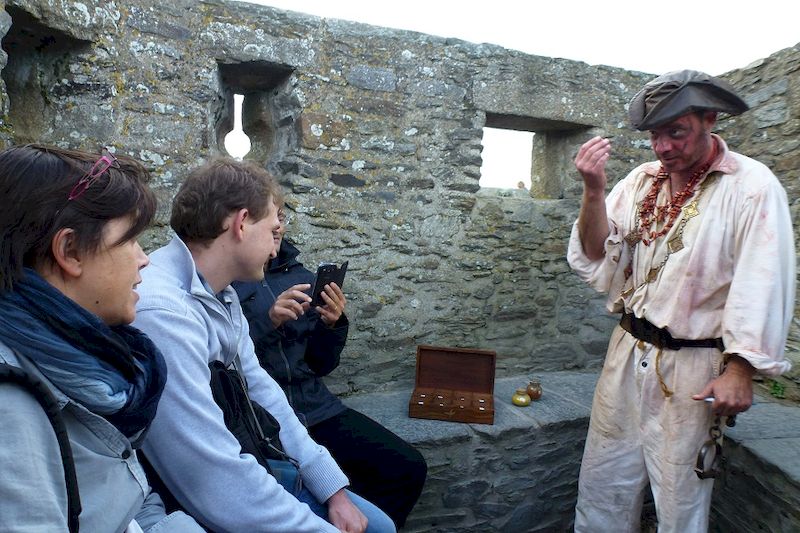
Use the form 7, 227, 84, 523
408, 344, 496, 425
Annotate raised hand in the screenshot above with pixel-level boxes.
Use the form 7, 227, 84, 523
575, 136, 611, 192
574, 137, 613, 260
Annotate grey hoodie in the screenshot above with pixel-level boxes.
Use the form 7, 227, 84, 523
134, 237, 347, 532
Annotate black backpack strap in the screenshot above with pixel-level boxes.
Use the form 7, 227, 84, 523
209, 358, 289, 467
142, 357, 298, 515
0, 363, 81, 533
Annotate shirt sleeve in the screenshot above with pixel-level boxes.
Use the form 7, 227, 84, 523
722, 176, 795, 376
136, 304, 339, 533
236, 316, 350, 504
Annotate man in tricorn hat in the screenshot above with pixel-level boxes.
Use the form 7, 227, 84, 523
567, 70, 795, 531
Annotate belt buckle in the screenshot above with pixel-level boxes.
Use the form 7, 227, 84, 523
661, 329, 681, 351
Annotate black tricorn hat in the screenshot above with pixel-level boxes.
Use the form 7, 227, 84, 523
629, 70, 749, 131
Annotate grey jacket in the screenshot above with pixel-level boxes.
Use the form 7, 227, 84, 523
134, 236, 348, 532
0, 344, 202, 533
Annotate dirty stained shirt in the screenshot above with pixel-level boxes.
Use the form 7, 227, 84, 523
567, 135, 794, 376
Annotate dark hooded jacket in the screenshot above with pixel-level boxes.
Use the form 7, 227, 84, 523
232, 240, 348, 427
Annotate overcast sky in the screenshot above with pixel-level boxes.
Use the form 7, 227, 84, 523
244, 0, 798, 75
234, 0, 799, 188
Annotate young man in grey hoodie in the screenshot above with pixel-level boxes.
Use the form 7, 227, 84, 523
134, 159, 395, 533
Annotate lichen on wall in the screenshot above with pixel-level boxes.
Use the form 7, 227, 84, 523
0, 0, 797, 394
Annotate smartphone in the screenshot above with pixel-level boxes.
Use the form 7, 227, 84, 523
311, 261, 348, 307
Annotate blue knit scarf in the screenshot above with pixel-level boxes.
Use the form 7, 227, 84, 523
0, 269, 166, 438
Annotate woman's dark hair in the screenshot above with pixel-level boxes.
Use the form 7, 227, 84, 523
0, 144, 156, 293
170, 158, 282, 244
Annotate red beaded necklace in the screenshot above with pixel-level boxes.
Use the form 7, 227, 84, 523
637, 145, 717, 246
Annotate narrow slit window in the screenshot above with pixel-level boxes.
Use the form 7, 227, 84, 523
224, 93, 251, 160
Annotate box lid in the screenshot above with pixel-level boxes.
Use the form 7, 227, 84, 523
414, 344, 496, 394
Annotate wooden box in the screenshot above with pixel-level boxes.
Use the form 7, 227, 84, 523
408, 345, 496, 425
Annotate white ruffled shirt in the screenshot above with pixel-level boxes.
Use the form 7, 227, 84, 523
568, 135, 795, 376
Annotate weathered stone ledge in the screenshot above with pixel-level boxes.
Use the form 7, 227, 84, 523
344, 371, 598, 532
344, 372, 800, 532
711, 399, 800, 532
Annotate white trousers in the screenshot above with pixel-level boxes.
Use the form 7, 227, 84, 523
574, 326, 723, 533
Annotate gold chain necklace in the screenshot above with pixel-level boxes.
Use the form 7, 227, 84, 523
633, 143, 718, 247
620, 174, 717, 299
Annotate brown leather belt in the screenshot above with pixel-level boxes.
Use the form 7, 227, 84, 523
620, 313, 724, 352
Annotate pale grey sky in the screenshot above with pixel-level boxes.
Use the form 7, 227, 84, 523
233, 0, 799, 188
245, 0, 799, 75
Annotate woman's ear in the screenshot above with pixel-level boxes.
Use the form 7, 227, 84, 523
50, 228, 82, 278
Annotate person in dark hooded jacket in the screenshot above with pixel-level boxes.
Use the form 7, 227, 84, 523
233, 206, 427, 529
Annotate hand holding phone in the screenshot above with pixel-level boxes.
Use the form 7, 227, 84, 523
311, 261, 348, 307
269, 283, 312, 328
311, 262, 348, 326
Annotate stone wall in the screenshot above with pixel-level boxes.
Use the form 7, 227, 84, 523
0, 0, 797, 394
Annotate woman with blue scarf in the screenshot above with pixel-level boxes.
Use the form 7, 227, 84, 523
0, 145, 202, 532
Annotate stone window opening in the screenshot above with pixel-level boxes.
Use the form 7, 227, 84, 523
1, 5, 92, 144
215, 61, 296, 167
479, 126, 534, 191
481, 112, 590, 199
